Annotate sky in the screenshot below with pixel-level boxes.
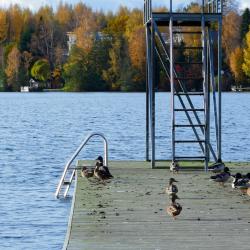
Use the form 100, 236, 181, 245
0, 0, 249, 12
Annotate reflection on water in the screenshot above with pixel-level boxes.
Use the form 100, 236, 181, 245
0, 92, 249, 249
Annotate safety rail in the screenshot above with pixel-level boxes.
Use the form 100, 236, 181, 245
55, 132, 108, 198
144, 0, 223, 22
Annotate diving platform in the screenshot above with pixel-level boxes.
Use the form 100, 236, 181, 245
144, 0, 223, 170
63, 161, 250, 250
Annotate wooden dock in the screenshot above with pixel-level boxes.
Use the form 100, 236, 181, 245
63, 161, 250, 250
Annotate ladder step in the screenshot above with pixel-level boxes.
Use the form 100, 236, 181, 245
175, 62, 203, 65
174, 77, 204, 80
174, 108, 205, 112
174, 46, 203, 50
175, 92, 204, 95
63, 181, 71, 185
174, 124, 205, 127
175, 140, 205, 143
173, 31, 202, 34
175, 156, 206, 160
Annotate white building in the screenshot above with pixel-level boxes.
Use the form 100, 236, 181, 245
66, 32, 77, 54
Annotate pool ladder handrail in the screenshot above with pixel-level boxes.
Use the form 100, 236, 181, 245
55, 132, 108, 198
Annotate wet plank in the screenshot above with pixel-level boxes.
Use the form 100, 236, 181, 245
64, 161, 250, 250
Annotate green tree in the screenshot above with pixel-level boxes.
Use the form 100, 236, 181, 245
241, 8, 250, 42
63, 46, 88, 91
31, 59, 50, 82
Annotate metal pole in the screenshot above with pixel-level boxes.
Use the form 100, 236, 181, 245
146, 25, 150, 161
169, 9, 175, 162
202, 14, 208, 171
218, 18, 222, 160
151, 20, 155, 168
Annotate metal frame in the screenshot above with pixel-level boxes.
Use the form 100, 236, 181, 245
144, 0, 223, 170
55, 132, 108, 198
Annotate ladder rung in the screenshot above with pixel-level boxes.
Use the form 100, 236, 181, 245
175, 156, 206, 159
174, 77, 204, 80
173, 31, 202, 34
174, 124, 205, 127
174, 92, 204, 95
63, 181, 71, 185
175, 62, 203, 65
174, 46, 203, 50
175, 140, 205, 143
174, 109, 205, 112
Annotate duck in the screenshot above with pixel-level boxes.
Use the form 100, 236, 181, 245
96, 156, 113, 178
170, 160, 180, 173
210, 167, 231, 185
166, 178, 178, 195
94, 161, 110, 181
232, 173, 250, 189
81, 166, 94, 178
166, 194, 182, 220
242, 173, 250, 182
208, 159, 225, 173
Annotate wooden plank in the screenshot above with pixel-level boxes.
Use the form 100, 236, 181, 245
65, 161, 250, 250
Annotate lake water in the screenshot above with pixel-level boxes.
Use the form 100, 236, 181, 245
0, 92, 250, 249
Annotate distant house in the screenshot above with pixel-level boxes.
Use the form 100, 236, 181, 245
66, 32, 77, 55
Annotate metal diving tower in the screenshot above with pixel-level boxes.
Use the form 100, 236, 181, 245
144, 0, 223, 170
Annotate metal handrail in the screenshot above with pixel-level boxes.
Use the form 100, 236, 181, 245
55, 132, 108, 198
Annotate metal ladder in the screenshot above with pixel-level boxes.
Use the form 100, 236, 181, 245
55, 132, 108, 198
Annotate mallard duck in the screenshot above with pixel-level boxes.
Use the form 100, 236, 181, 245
94, 162, 110, 181
210, 167, 231, 185
81, 166, 94, 178
166, 178, 178, 195
170, 160, 180, 173
166, 194, 182, 220
231, 173, 243, 189
208, 159, 225, 173
96, 155, 113, 178
232, 173, 250, 189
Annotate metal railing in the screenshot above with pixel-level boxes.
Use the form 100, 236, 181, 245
143, 0, 223, 20
55, 132, 108, 198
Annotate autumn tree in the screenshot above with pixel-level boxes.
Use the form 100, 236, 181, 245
125, 9, 146, 89
0, 9, 8, 67
8, 5, 24, 43
222, 11, 242, 62
5, 46, 21, 91
243, 31, 250, 78
73, 3, 97, 53
229, 47, 244, 85
32, 6, 55, 68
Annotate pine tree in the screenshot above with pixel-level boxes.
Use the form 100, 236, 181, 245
240, 8, 250, 42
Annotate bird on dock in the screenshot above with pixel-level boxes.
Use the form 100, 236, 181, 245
166, 194, 182, 220
166, 178, 178, 196
96, 156, 113, 178
81, 166, 94, 178
210, 167, 231, 185
170, 160, 180, 173
94, 161, 111, 181
231, 173, 243, 189
208, 159, 225, 173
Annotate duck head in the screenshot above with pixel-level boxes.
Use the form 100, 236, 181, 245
169, 178, 178, 185
224, 167, 230, 173
96, 156, 103, 164
244, 173, 250, 179
232, 173, 242, 188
